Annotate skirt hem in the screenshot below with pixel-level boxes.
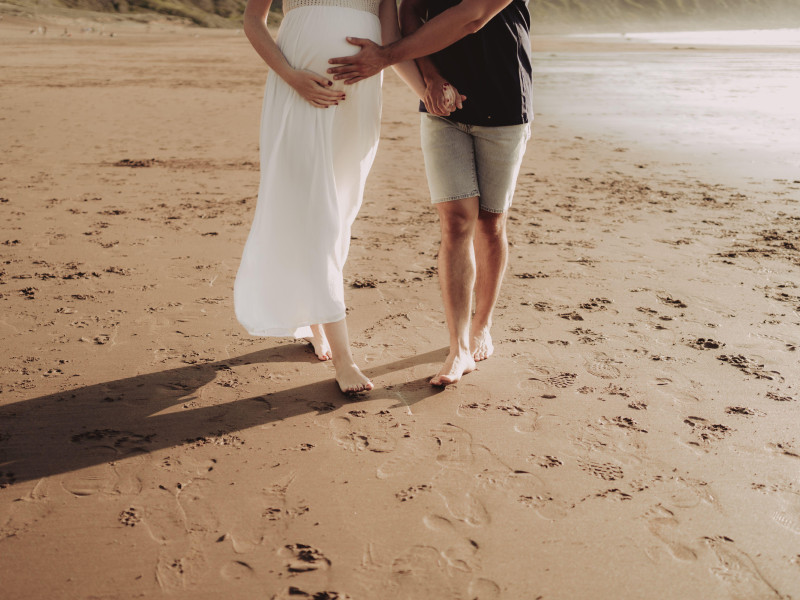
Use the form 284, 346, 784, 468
240, 310, 347, 339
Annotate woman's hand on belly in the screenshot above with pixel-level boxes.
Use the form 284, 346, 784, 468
286, 69, 347, 109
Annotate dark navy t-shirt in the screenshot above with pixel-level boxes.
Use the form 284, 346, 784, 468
419, 0, 532, 127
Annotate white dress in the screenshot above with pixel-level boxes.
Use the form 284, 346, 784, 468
234, 0, 382, 338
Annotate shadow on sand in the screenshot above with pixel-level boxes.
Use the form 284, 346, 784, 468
0, 344, 447, 486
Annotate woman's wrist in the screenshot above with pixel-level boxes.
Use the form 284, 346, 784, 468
273, 64, 296, 86
418, 59, 442, 85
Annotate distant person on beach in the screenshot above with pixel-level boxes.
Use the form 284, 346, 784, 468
234, 0, 428, 392
328, 0, 532, 385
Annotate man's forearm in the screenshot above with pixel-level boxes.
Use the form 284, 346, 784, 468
386, 0, 511, 67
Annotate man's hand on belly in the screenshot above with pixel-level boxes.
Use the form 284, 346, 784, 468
327, 37, 389, 85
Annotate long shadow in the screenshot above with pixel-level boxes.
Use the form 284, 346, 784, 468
0, 344, 447, 486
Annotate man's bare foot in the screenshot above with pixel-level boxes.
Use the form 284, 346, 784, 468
471, 326, 494, 362
335, 362, 374, 393
305, 324, 332, 361
430, 350, 476, 386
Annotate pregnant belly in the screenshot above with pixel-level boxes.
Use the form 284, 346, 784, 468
277, 7, 381, 90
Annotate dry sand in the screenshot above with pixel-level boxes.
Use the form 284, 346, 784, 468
1, 13, 800, 600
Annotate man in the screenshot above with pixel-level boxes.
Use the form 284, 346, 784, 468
328, 0, 532, 386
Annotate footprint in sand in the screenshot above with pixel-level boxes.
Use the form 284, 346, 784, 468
60, 447, 121, 497
119, 506, 143, 527
577, 458, 624, 482
572, 423, 645, 467
330, 412, 397, 453
150, 524, 208, 593
423, 514, 456, 533
278, 543, 331, 573
376, 434, 440, 480
642, 505, 698, 562
142, 476, 245, 590
220, 559, 255, 581
389, 545, 462, 600
456, 401, 491, 418
433, 469, 491, 527
141, 489, 188, 545
63, 429, 153, 496
182, 477, 283, 553
489, 469, 570, 521
467, 578, 502, 600
271, 588, 352, 600
662, 477, 719, 511
421, 515, 482, 574
431, 423, 474, 469
155, 544, 208, 593
702, 536, 784, 599
475, 444, 571, 520
510, 408, 541, 434
772, 492, 800, 536
176, 479, 223, 534
261, 473, 310, 530
0, 479, 52, 538
584, 355, 621, 380
442, 538, 481, 574
543, 372, 578, 388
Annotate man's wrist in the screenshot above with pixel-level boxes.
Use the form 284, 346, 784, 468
381, 42, 399, 69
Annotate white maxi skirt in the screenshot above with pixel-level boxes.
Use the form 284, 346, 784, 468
234, 7, 382, 338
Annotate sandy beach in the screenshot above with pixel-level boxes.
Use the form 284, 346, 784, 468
1, 13, 800, 599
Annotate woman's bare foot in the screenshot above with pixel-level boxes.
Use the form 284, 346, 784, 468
471, 326, 494, 362
430, 350, 476, 386
305, 324, 332, 361
334, 362, 374, 393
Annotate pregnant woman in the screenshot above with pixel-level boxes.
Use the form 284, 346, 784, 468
234, 0, 426, 392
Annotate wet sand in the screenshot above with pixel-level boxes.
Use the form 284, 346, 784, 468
1, 14, 800, 600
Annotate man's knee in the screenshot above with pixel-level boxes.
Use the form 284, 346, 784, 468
476, 209, 507, 239
438, 199, 479, 239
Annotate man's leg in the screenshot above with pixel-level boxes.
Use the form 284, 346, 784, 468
430, 197, 479, 386
469, 122, 530, 361
471, 209, 508, 361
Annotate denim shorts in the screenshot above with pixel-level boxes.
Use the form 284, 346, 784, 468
420, 114, 531, 213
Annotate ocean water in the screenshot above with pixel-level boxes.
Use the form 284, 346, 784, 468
533, 29, 800, 181
585, 28, 800, 47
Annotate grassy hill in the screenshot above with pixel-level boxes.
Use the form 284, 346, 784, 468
3, 0, 800, 31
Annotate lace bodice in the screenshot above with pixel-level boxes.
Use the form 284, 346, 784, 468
284, 0, 380, 16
